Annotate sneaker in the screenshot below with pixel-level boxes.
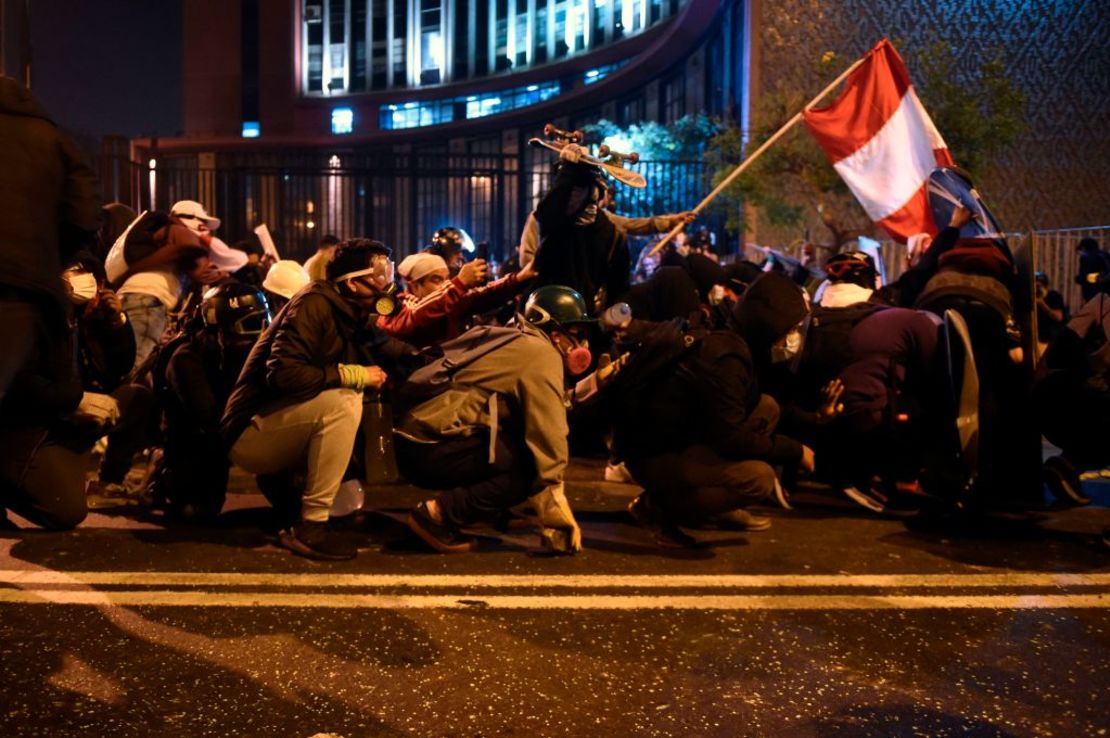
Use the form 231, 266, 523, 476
85, 480, 140, 509
1043, 456, 1090, 507
406, 502, 477, 553
278, 520, 357, 560
842, 485, 887, 513
706, 508, 772, 531
604, 461, 635, 484
627, 493, 697, 548
771, 478, 793, 511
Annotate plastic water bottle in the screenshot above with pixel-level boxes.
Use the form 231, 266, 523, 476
600, 302, 632, 331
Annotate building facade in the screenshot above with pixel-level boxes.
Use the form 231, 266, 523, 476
133, 0, 1109, 262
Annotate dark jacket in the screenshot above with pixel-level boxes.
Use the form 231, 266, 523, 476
0, 76, 100, 309
1077, 249, 1110, 301
837, 308, 940, 429
76, 309, 136, 393
220, 281, 415, 447
534, 163, 629, 311
615, 272, 808, 465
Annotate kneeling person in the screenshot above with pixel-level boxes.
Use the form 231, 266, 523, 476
395, 285, 591, 554
221, 239, 413, 560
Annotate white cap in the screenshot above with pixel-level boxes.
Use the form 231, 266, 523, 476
398, 252, 448, 282
170, 200, 221, 231
263, 259, 311, 299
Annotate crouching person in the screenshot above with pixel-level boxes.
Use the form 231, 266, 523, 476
395, 285, 590, 554
614, 272, 815, 547
221, 239, 414, 560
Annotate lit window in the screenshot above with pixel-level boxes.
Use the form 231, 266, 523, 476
241, 121, 261, 138
331, 107, 354, 135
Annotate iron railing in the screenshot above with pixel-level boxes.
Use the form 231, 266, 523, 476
102, 151, 721, 264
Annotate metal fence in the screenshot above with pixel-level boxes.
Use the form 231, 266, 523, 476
105, 151, 719, 264
1032, 226, 1110, 312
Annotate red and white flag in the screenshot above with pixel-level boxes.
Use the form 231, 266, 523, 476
803, 39, 954, 242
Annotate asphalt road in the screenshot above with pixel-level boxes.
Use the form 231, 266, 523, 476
1, 460, 1108, 738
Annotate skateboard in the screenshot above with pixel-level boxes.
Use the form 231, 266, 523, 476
528, 123, 647, 189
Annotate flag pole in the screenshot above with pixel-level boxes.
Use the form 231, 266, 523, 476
649, 53, 870, 257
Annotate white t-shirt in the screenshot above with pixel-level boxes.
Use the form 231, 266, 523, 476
117, 268, 183, 309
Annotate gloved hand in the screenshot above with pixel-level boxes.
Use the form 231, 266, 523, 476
73, 392, 120, 427
559, 143, 587, 164
529, 482, 582, 554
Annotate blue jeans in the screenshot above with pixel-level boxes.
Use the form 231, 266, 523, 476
120, 293, 167, 373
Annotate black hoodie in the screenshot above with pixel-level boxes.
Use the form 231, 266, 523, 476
614, 271, 808, 465
0, 76, 100, 310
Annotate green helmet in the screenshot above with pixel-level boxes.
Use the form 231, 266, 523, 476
523, 285, 596, 329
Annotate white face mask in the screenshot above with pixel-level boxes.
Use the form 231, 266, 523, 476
771, 328, 803, 364
65, 272, 98, 304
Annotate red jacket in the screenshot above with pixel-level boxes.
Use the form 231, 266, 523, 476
378, 272, 527, 347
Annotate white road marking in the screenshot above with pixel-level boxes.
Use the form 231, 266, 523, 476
0, 589, 1106, 610
2, 570, 1110, 589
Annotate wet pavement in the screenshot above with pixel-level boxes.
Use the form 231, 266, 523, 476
1, 460, 1108, 737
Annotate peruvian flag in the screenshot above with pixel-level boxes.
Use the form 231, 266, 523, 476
803, 39, 954, 242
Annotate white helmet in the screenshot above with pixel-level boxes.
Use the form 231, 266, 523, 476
262, 259, 311, 299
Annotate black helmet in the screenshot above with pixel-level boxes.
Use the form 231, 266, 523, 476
428, 227, 475, 258
523, 285, 596, 330
202, 281, 271, 338
824, 251, 877, 288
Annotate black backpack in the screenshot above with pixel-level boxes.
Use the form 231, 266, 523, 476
801, 302, 887, 388
603, 317, 707, 420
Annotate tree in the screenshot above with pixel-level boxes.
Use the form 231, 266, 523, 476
706, 45, 1026, 253
582, 114, 720, 218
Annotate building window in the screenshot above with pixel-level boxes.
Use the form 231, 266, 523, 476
379, 79, 561, 129
662, 74, 685, 124
301, 0, 690, 95
331, 106, 355, 134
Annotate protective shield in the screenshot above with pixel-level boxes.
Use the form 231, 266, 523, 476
927, 168, 1004, 239
943, 308, 980, 497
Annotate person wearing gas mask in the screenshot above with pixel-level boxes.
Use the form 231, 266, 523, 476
221, 239, 416, 560
377, 251, 538, 348
614, 271, 815, 547
395, 285, 595, 554
518, 182, 694, 273
531, 147, 632, 313
152, 282, 271, 521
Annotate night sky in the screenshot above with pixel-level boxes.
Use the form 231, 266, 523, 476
28, 0, 183, 142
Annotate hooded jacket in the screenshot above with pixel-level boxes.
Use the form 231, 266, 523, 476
534, 162, 629, 311
220, 280, 415, 447
615, 272, 808, 464
0, 76, 100, 309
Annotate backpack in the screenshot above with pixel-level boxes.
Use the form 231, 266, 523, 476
603, 317, 707, 421
394, 325, 526, 412
801, 302, 886, 387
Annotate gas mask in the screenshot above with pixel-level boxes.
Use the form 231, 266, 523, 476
571, 185, 601, 226
554, 332, 592, 376
337, 256, 399, 316
64, 270, 98, 305
771, 327, 804, 364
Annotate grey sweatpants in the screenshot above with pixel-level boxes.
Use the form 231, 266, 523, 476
230, 389, 363, 523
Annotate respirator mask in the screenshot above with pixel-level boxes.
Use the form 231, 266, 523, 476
64, 269, 98, 305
